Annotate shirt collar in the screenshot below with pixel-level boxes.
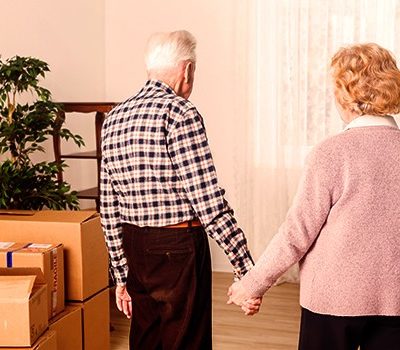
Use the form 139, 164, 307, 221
344, 115, 399, 131
144, 79, 176, 96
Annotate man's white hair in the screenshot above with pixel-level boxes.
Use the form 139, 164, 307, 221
145, 30, 197, 71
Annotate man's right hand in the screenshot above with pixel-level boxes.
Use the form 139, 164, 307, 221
241, 297, 262, 316
227, 282, 262, 316
116, 285, 132, 319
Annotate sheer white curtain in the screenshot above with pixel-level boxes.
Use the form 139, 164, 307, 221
232, 0, 400, 282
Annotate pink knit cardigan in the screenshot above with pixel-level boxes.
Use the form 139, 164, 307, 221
240, 124, 400, 316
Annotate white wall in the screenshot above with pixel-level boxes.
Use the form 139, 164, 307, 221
1, 1, 105, 100
0, 0, 106, 203
1, 0, 250, 273
105, 0, 249, 272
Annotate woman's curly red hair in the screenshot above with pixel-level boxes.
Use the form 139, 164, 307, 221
331, 43, 400, 116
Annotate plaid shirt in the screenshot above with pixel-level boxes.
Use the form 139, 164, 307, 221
100, 80, 254, 285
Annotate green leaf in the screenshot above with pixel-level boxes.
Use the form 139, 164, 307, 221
0, 56, 83, 210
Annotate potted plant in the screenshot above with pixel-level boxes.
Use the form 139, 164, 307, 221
0, 55, 84, 210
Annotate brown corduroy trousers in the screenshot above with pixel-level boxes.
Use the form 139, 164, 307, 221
122, 224, 212, 350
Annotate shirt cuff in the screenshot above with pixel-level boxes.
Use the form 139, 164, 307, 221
233, 250, 255, 279
110, 264, 128, 285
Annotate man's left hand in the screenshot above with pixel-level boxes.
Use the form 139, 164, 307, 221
116, 284, 132, 319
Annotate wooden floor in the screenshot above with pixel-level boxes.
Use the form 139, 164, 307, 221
110, 272, 301, 350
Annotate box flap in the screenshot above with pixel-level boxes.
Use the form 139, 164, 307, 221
0, 210, 98, 223
20, 243, 59, 253
0, 242, 27, 251
0, 275, 36, 299
0, 267, 46, 284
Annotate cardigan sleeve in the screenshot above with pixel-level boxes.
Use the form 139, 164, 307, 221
240, 146, 336, 297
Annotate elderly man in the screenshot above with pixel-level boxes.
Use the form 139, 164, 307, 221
100, 30, 257, 350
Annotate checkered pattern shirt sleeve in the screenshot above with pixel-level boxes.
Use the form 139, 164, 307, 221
167, 108, 254, 278
100, 159, 128, 285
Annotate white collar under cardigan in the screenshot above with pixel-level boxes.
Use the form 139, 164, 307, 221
344, 115, 399, 130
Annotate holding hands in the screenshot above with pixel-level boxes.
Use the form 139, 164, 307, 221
227, 281, 263, 316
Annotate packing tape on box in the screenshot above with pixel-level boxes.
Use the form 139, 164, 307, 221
5, 243, 32, 267
6, 251, 13, 267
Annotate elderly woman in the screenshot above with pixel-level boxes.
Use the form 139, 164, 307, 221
228, 43, 400, 350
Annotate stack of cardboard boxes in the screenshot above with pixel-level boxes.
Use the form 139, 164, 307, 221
0, 210, 110, 350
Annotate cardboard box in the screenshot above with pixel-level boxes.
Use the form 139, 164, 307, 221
49, 305, 82, 350
0, 241, 65, 319
69, 288, 110, 350
0, 210, 109, 300
1, 330, 57, 350
0, 268, 48, 347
